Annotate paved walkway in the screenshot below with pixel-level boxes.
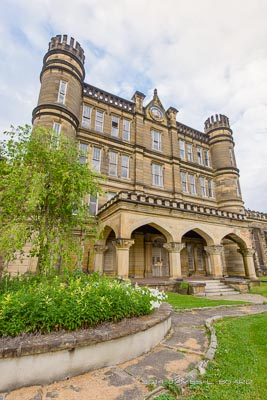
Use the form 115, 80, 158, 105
2, 295, 267, 400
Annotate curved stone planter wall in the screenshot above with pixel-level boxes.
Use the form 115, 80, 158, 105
0, 303, 172, 392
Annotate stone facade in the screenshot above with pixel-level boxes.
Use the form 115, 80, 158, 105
6, 34, 267, 278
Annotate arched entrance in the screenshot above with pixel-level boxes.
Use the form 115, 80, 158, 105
129, 224, 169, 278
181, 230, 208, 277
221, 234, 246, 277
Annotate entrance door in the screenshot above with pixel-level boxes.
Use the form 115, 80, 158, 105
152, 238, 169, 277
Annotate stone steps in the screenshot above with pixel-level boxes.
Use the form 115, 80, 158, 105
202, 280, 239, 296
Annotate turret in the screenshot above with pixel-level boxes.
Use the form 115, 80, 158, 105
32, 34, 85, 137
205, 114, 244, 213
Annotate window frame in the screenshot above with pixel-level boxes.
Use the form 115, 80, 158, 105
109, 151, 118, 176
208, 180, 215, 198
179, 140, 185, 159
200, 176, 207, 197
152, 163, 163, 187
197, 146, 203, 165
88, 194, 98, 216
57, 80, 67, 104
92, 146, 101, 172
122, 119, 130, 141
203, 149, 210, 167
189, 174, 196, 195
121, 154, 130, 179
95, 110, 104, 132
79, 142, 89, 164
151, 130, 162, 151
111, 115, 119, 137
187, 144, 193, 162
82, 104, 91, 129
181, 172, 188, 192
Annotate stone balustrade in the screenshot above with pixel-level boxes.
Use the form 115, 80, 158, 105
98, 191, 247, 221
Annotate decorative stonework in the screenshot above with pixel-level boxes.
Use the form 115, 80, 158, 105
237, 248, 255, 257
204, 245, 224, 255
163, 242, 185, 253
94, 245, 108, 254
112, 239, 135, 249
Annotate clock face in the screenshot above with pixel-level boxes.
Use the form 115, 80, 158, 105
150, 106, 163, 119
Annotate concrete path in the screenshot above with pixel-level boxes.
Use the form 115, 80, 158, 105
2, 297, 267, 400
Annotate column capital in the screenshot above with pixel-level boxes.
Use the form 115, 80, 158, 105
112, 238, 135, 249
238, 248, 255, 257
94, 244, 108, 254
163, 242, 186, 253
204, 245, 224, 255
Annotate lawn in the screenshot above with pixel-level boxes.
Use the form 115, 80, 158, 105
166, 292, 248, 310
180, 313, 267, 400
249, 282, 267, 297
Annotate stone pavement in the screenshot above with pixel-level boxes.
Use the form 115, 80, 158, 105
2, 296, 267, 400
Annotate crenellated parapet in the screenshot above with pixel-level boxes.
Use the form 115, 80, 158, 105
204, 114, 230, 133
48, 34, 85, 65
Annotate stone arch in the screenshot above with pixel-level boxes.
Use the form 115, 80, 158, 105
179, 226, 215, 246
100, 224, 119, 242
127, 218, 174, 243
179, 228, 213, 277
219, 232, 249, 277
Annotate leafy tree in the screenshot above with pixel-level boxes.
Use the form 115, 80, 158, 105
0, 125, 101, 273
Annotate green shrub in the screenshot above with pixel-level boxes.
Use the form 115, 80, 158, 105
0, 272, 166, 336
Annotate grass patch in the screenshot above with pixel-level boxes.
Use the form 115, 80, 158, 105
250, 284, 267, 297
166, 292, 248, 310
181, 313, 267, 399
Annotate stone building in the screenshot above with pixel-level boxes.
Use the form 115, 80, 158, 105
10, 34, 267, 279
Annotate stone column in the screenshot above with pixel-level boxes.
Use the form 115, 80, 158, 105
237, 248, 257, 279
144, 241, 153, 277
163, 242, 185, 279
93, 244, 108, 274
204, 245, 224, 278
113, 239, 135, 279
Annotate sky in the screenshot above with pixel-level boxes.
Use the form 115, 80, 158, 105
0, 0, 267, 212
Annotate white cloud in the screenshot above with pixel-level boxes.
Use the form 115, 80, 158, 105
1, 0, 267, 211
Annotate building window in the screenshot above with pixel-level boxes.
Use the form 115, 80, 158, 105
179, 140, 185, 159
229, 148, 235, 166
52, 122, 61, 147
92, 146, 101, 172
109, 151, 118, 176
235, 180, 241, 197
121, 154, 130, 178
88, 194, 98, 215
95, 110, 104, 132
208, 180, 215, 198
111, 115, 119, 137
187, 144, 193, 162
82, 104, 91, 129
200, 177, 207, 197
57, 80, 67, 104
181, 172, 188, 192
204, 150, 210, 167
189, 174, 196, 195
79, 142, 88, 164
152, 130, 162, 151
152, 163, 163, 187
122, 119, 130, 141
197, 146, 203, 165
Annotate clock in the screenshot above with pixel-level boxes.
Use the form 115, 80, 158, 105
150, 106, 163, 120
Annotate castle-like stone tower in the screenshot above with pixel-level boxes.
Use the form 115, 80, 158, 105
32, 34, 85, 137
205, 114, 244, 213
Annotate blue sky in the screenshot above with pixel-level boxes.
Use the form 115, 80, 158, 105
1, 0, 267, 211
